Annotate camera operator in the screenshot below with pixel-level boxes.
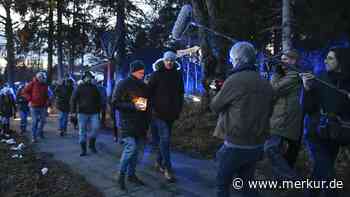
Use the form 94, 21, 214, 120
301, 47, 350, 197
210, 41, 274, 197
264, 49, 303, 180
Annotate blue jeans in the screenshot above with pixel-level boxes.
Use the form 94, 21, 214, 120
31, 107, 47, 140
264, 135, 299, 180
58, 111, 69, 131
216, 144, 263, 197
119, 137, 144, 176
305, 138, 340, 197
152, 118, 173, 170
150, 120, 160, 150
19, 111, 29, 131
77, 113, 100, 143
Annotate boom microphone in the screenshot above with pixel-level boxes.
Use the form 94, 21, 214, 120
171, 6, 350, 97
172, 4, 193, 40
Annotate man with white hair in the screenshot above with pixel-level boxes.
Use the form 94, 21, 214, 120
23, 72, 50, 143
210, 42, 274, 197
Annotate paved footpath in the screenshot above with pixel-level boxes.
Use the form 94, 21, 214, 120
13, 114, 280, 197
13, 114, 222, 197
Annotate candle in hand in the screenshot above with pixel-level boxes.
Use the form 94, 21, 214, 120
132, 97, 147, 111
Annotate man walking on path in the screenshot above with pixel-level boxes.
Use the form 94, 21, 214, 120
16, 83, 30, 134
71, 71, 102, 156
23, 72, 50, 143
54, 77, 74, 136
0, 87, 16, 135
210, 42, 274, 197
112, 60, 150, 190
148, 51, 184, 182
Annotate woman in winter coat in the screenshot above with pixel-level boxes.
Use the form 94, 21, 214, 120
301, 47, 350, 197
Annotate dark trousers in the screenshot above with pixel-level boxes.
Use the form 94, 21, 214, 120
284, 135, 302, 167
216, 144, 263, 197
152, 118, 173, 171
305, 137, 340, 197
111, 108, 118, 141
264, 135, 300, 180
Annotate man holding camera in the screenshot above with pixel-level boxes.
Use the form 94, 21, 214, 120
264, 49, 303, 180
211, 42, 274, 197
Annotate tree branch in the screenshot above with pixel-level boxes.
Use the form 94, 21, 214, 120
0, 14, 6, 21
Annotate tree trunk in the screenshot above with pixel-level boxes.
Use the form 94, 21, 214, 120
191, 0, 215, 86
68, 0, 78, 75
113, 0, 126, 84
57, 0, 64, 80
191, 0, 214, 110
282, 0, 292, 51
116, 0, 126, 68
4, 3, 15, 86
47, 0, 54, 84
205, 0, 231, 76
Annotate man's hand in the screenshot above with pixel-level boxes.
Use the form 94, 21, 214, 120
299, 72, 315, 90
132, 97, 147, 111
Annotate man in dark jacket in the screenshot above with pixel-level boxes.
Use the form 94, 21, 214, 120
54, 77, 74, 136
264, 49, 303, 181
0, 87, 16, 135
16, 84, 30, 134
210, 42, 274, 197
71, 71, 102, 156
112, 60, 150, 190
148, 51, 184, 182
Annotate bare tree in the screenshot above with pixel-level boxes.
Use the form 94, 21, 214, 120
0, 0, 17, 85
57, 0, 64, 80
282, 0, 292, 51
47, 0, 55, 83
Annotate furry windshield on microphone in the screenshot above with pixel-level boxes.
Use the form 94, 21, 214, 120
171, 4, 193, 40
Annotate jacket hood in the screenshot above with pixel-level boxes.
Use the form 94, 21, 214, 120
152, 58, 181, 72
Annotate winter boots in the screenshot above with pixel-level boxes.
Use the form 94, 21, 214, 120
89, 138, 97, 153
59, 129, 66, 137
80, 142, 87, 156
80, 138, 97, 156
127, 175, 145, 186
118, 173, 126, 190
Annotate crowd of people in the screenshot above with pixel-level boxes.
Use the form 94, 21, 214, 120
0, 43, 350, 197
211, 42, 350, 197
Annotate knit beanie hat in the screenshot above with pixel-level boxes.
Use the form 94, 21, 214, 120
163, 51, 177, 61
130, 60, 145, 73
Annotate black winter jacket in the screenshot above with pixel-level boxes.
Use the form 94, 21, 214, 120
0, 94, 16, 118
148, 65, 184, 121
54, 84, 74, 112
70, 82, 101, 114
304, 71, 350, 139
16, 87, 29, 112
112, 76, 150, 138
